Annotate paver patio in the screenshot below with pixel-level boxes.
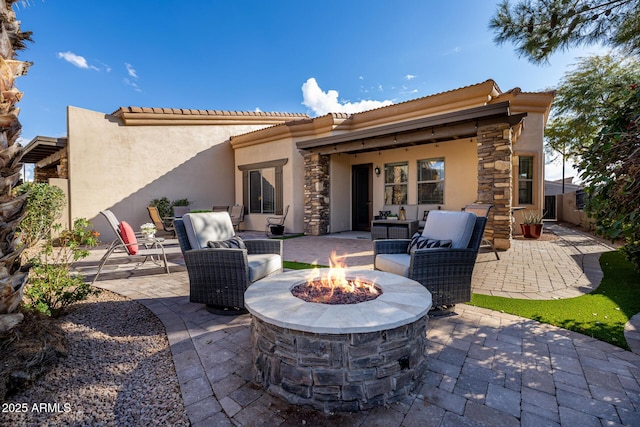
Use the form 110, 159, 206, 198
83, 223, 640, 426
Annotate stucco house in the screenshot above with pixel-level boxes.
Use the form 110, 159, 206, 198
22, 79, 554, 251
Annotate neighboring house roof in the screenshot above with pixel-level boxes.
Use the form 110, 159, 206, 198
545, 178, 583, 196
110, 107, 309, 126
22, 136, 67, 165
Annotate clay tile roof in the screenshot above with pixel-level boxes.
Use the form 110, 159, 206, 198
109, 106, 309, 127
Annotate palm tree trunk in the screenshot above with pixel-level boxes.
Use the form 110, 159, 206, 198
0, 0, 32, 329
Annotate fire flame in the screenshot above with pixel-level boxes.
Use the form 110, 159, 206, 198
306, 251, 379, 296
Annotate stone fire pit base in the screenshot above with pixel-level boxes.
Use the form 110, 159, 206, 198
251, 315, 428, 412
246, 269, 432, 412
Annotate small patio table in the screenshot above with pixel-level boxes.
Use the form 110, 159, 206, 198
371, 219, 418, 240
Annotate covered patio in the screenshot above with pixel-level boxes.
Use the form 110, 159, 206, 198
296, 101, 525, 250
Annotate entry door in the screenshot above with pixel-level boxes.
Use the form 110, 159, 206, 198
352, 164, 373, 231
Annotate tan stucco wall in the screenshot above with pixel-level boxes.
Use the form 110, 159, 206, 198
49, 178, 69, 234
328, 138, 478, 233
233, 138, 306, 233
511, 111, 546, 232
67, 106, 276, 237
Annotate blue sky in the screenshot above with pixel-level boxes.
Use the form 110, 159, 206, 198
15, 0, 606, 179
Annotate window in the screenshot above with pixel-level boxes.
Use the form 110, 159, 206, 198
384, 162, 408, 205
248, 168, 276, 214
518, 156, 534, 204
239, 159, 287, 215
417, 158, 444, 204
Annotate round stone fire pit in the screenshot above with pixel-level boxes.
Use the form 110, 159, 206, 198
245, 269, 432, 412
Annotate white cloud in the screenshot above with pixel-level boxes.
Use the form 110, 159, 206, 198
125, 63, 138, 78
405, 74, 416, 80
96, 60, 111, 72
123, 78, 142, 93
301, 78, 393, 116
123, 63, 141, 92
56, 51, 98, 70
444, 46, 462, 56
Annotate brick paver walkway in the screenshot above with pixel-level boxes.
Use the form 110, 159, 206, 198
84, 223, 640, 426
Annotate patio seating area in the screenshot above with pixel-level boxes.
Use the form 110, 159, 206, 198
79, 223, 640, 426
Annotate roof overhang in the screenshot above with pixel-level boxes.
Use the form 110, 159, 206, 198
21, 136, 67, 165
296, 101, 526, 156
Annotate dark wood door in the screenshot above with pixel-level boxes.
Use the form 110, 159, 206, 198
352, 164, 372, 231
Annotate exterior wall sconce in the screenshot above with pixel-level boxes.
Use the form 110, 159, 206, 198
375, 166, 381, 176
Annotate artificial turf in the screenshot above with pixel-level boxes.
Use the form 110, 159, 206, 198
283, 260, 327, 270
469, 250, 640, 350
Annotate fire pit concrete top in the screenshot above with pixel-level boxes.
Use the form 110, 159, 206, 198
245, 268, 432, 334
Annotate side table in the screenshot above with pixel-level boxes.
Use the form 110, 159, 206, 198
371, 219, 419, 240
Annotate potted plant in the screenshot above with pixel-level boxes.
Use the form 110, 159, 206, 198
520, 210, 543, 239
140, 222, 157, 239
171, 198, 190, 217
386, 213, 398, 221
270, 224, 284, 236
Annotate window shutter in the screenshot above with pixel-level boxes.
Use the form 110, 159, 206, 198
242, 170, 249, 213
275, 166, 283, 215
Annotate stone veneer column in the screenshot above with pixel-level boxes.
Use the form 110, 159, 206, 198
304, 153, 330, 235
476, 123, 512, 250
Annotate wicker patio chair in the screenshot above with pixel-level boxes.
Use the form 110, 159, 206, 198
174, 212, 283, 315
374, 210, 486, 309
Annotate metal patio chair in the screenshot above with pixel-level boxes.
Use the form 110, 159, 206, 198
92, 210, 182, 284
147, 205, 176, 237
463, 203, 500, 260
229, 204, 245, 231
265, 205, 289, 237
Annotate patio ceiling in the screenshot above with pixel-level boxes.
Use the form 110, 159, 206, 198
21, 136, 67, 165
296, 101, 526, 155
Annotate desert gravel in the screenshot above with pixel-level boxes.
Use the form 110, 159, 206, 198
3, 289, 189, 426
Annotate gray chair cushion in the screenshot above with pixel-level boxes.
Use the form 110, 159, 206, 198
248, 254, 283, 282
374, 254, 410, 277
182, 212, 235, 249
422, 210, 476, 249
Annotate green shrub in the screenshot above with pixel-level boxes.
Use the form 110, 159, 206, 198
23, 218, 99, 317
172, 198, 190, 206
15, 182, 66, 248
